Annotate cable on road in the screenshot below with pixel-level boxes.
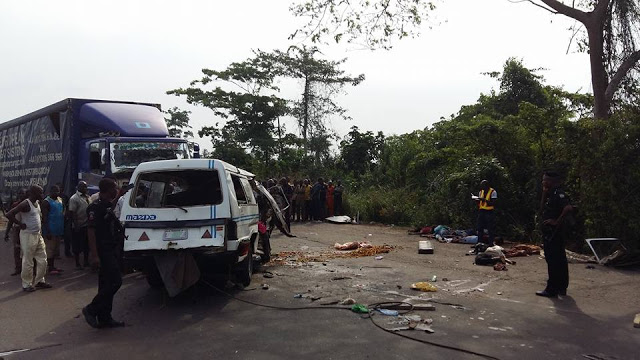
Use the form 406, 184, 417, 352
201, 280, 501, 360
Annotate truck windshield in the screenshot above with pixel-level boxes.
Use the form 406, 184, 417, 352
110, 142, 189, 173
132, 169, 223, 208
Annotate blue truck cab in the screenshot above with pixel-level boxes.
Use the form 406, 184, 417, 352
0, 98, 193, 204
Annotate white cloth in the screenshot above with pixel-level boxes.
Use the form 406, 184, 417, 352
20, 231, 47, 288
22, 199, 42, 234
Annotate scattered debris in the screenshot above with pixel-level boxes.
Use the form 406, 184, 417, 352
261, 283, 269, 290
505, 244, 542, 258
418, 240, 434, 254
335, 241, 373, 250
566, 249, 597, 264
377, 309, 399, 316
293, 294, 303, 298
351, 304, 369, 313
375, 256, 384, 260
488, 327, 508, 332
331, 276, 352, 281
497, 292, 503, 295
385, 303, 436, 311
339, 297, 356, 305
270, 245, 395, 265
442, 278, 449, 282
411, 282, 438, 292
493, 263, 508, 271
430, 275, 437, 282
582, 354, 621, 360
586, 265, 596, 269
634, 313, 640, 328
263, 272, 274, 278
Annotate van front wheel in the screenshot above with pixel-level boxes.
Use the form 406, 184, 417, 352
235, 243, 254, 287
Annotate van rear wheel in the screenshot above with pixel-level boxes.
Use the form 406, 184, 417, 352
235, 243, 254, 287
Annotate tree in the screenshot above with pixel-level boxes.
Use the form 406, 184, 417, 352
290, 0, 640, 119
527, 0, 640, 118
257, 46, 364, 152
164, 107, 194, 138
167, 55, 288, 167
339, 126, 385, 176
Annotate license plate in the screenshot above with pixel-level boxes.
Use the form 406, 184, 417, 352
163, 229, 188, 241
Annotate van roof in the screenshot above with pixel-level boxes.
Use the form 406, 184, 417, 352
134, 159, 255, 178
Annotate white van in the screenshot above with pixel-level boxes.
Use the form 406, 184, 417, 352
120, 159, 262, 290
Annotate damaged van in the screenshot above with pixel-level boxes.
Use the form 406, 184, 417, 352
120, 159, 270, 295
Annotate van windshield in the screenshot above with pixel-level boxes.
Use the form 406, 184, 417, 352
132, 170, 222, 208
110, 142, 189, 173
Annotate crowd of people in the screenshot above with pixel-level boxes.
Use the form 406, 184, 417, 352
5, 178, 125, 328
261, 177, 345, 227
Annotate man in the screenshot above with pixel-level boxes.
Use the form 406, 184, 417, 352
82, 177, 125, 328
303, 179, 312, 221
536, 171, 573, 298
474, 180, 497, 246
334, 181, 344, 216
6, 185, 52, 292
280, 177, 293, 230
56, 182, 73, 258
68, 181, 91, 269
42, 185, 65, 274
4, 188, 27, 276
311, 178, 325, 221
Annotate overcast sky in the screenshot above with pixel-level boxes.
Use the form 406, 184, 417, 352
0, 0, 591, 151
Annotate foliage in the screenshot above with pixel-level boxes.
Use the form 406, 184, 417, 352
164, 107, 194, 139
289, 0, 436, 49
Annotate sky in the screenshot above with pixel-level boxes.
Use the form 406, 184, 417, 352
0, 0, 592, 151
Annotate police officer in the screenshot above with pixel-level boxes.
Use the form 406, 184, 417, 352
536, 171, 573, 298
82, 177, 125, 328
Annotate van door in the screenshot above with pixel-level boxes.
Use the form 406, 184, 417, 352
229, 174, 258, 242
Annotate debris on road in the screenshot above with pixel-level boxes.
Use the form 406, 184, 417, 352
504, 244, 542, 258
293, 294, 303, 298
331, 276, 352, 281
261, 283, 269, 290
634, 313, 640, 328
375, 255, 384, 260
351, 304, 369, 313
377, 309, 399, 316
410, 282, 438, 292
263, 272, 274, 278
418, 240, 434, 254
334, 241, 372, 250
339, 297, 356, 305
271, 245, 395, 265
586, 265, 596, 269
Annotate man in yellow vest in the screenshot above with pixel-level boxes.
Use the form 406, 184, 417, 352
474, 180, 497, 246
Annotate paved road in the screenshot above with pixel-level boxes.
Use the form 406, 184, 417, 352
1, 222, 639, 359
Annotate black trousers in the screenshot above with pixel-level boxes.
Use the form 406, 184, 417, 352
543, 229, 569, 293
87, 251, 122, 322
476, 210, 495, 246
334, 195, 343, 216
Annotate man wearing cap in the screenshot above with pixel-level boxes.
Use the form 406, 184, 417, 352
536, 171, 573, 298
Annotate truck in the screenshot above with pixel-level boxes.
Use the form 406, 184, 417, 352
0, 98, 194, 205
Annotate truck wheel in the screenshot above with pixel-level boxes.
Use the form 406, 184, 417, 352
146, 261, 164, 289
236, 243, 254, 287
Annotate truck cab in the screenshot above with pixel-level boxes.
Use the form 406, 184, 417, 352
120, 159, 261, 291
76, 101, 191, 191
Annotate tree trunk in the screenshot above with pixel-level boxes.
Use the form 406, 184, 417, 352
303, 74, 310, 149
587, 24, 610, 119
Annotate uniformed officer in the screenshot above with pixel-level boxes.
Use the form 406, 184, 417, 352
536, 171, 573, 298
82, 177, 125, 328
474, 180, 497, 246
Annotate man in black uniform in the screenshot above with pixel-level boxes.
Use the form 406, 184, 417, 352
82, 178, 124, 328
536, 171, 573, 298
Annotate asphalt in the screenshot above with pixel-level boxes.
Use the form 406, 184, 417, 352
1, 222, 639, 360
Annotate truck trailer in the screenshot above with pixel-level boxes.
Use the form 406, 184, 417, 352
0, 98, 193, 206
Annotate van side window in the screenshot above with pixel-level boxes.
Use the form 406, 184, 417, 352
241, 178, 256, 205
231, 175, 248, 205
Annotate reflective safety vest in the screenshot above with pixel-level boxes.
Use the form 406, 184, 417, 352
478, 188, 495, 211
